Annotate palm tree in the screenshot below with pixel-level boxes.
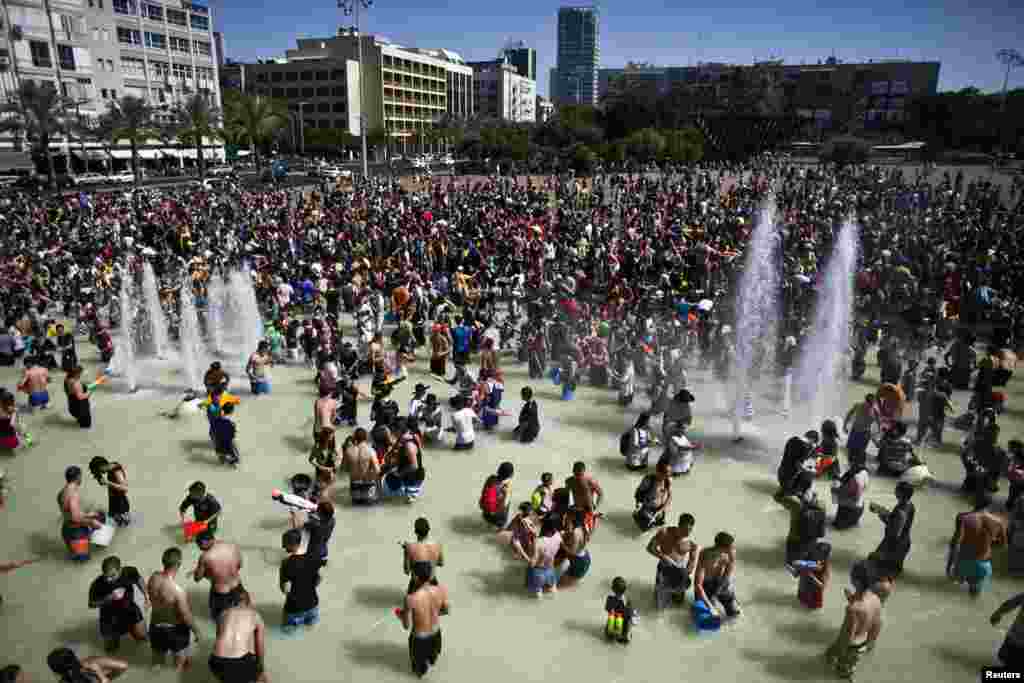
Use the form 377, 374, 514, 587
97, 96, 159, 187
173, 93, 220, 178
223, 92, 287, 169
0, 81, 70, 189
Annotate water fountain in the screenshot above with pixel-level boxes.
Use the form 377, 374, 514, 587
792, 218, 860, 423
227, 269, 263, 365
141, 262, 170, 359
206, 273, 227, 356
731, 203, 782, 439
108, 270, 139, 392
178, 272, 207, 391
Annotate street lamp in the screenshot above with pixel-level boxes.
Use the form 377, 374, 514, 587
297, 101, 309, 156
340, 0, 373, 179
996, 49, 1024, 157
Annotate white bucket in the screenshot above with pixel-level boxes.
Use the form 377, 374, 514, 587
91, 523, 115, 547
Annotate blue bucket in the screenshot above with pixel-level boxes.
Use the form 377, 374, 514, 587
561, 385, 575, 401
692, 599, 721, 632
550, 367, 561, 385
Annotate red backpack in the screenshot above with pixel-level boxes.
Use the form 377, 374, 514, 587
479, 478, 500, 514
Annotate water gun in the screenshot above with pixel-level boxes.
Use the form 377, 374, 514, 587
606, 611, 625, 638
86, 373, 109, 392
271, 489, 316, 512
787, 560, 819, 577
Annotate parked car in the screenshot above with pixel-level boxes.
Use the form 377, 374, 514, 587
440, 154, 455, 166
107, 171, 136, 184
76, 172, 109, 185
207, 165, 236, 178
412, 157, 431, 169
11, 174, 77, 190
322, 166, 352, 180
192, 177, 235, 191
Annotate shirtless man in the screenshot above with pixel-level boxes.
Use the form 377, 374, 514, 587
403, 518, 444, 594
694, 531, 741, 618
20, 358, 50, 411
313, 386, 337, 440
824, 562, 882, 680
558, 509, 592, 588
948, 491, 1007, 596
368, 333, 386, 375
192, 530, 245, 623
647, 513, 700, 608
58, 466, 103, 560
209, 589, 269, 683
398, 562, 450, 678
148, 547, 201, 671
47, 647, 128, 683
348, 428, 382, 505
246, 342, 273, 395
565, 461, 603, 534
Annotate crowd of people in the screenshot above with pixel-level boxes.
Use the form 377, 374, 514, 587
1, 157, 1024, 682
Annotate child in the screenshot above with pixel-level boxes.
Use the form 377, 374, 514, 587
480, 370, 505, 430
531, 473, 554, 515
409, 383, 429, 420
604, 576, 637, 643
420, 394, 444, 443
211, 402, 240, 466
792, 540, 832, 609
513, 386, 540, 444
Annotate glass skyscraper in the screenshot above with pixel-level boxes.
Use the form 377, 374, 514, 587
555, 6, 599, 105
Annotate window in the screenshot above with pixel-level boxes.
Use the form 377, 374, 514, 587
59, 15, 83, 39
331, 86, 344, 97
300, 71, 312, 81
92, 28, 99, 40
142, 3, 162, 20
117, 27, 141, 45
169, 36, 189, 53
98, 0, 103, 7
166, 8, 186, 26
270, 72, 283, 82
286, 87, 298, 98
316, 86, 329, 97
285, 71, 297, 82
318, 119, 330, 128
172, 62, 192, 80
301, 87, 313, 98
151, 59, 169, 80
113, 0, 136, 15
317, 102, 330, 113
120, 56, 145, 76
57, 45, 75, 70
193, 40, 211, 57
101, 88, 108, 98
29, 41, 51, 68
190, 14, 208, 31
111, 88, 117, 98
196, 66, 213, 83
333, 101, 345, 113
330, 69, 343, 80
102, 29, 110, 41
146, 31, 166, 49
333, 119, 346, 128
316, 70, 328, 81
271, 87, 284, 98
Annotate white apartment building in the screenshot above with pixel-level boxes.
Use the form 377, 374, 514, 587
470, 58, 535, 123
0, 0, 222, 167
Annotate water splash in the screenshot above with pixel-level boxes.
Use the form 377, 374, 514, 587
793, 219, 860, 424
141, 261, 170, 359
178, 272, 207, 392
732, 203, 782, 436
206, 273, 227, 356
228, 269, 263, 364
108, 270, 139, 391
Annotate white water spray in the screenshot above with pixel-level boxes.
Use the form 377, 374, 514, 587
228, 269, 263, 364
109, 270, 139, 391
793, 219, 860, 423
141, 262, 170, 359
178, 273, 207, 391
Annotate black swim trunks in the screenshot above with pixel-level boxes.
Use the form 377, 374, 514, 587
99, 604, 144, 639
209, 584, 245, 623
209, 652, 261, 683
408, 629, 442, 677
150, 623, 191, 654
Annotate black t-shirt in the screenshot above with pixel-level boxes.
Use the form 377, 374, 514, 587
88, 566, 141, 624
281, 554, 320, 613
304, 514, 336, 558
179, 494, 221, 522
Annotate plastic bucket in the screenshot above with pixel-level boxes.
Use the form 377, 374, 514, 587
91, 523, 115, 547
182, 519, 209, 542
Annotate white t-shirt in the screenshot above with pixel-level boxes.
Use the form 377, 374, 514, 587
451, 408, 476, 446
668, 434, 694, 474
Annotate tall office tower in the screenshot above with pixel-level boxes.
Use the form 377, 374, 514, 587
503, 41, 536, 81
555, 5, 599, 105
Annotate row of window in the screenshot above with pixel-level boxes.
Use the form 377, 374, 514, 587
116, 27, 210, 56
121, 56, 213, 81
28, 41, 77, 71
267, 86, 347, 99
112, 0, 208, 30
381, 55, 446, 79
257, 69, 345, 83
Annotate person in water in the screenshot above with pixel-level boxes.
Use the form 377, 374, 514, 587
88, 556, 149, 652
46, 647, 128, 683
403, 517, 444, 594
397, 561, 450, 678
147, 547, 201, 671
209, 588, 270, 683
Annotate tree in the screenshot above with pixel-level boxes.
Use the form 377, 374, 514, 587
662, 127, 704, 163
820, 136, 870, 167
624, 128, 666, 162
366, 126, 389, 161
222, 91, 287, 168
173, 94, 220, 177
0, 81, 70, 188
97, 95, 159, 186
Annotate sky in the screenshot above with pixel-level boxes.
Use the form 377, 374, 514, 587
211, 0, 1024, 96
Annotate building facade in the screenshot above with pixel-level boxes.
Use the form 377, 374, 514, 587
536, 96, 554, 122
0, 0, 223, 165
240, 32, 473, 156
555, 5, 599, 106
469, 58, 535, 123
598, 63, 668, 102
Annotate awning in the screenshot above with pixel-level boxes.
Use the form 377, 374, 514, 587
236, 150, 252, 157
160, 149, 180, 159
72, 149, 109, 161
109, 150, 131, 160
179, 149, 198, 159
0, 150, 34, 171
136, 149, 162, 160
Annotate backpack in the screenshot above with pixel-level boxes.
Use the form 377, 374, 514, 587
619, 429, 635, 456
480, 478, 500, 514
798, 504, 827, 542
634, 474, 657, 506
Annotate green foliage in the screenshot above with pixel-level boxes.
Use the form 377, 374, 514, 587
97, 96, 159, 185
222, 92, 288, 167
303, 127, 354, 156
906, 87, 1024, 154
172, 94, 220, 177
0, 81, 72, 187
